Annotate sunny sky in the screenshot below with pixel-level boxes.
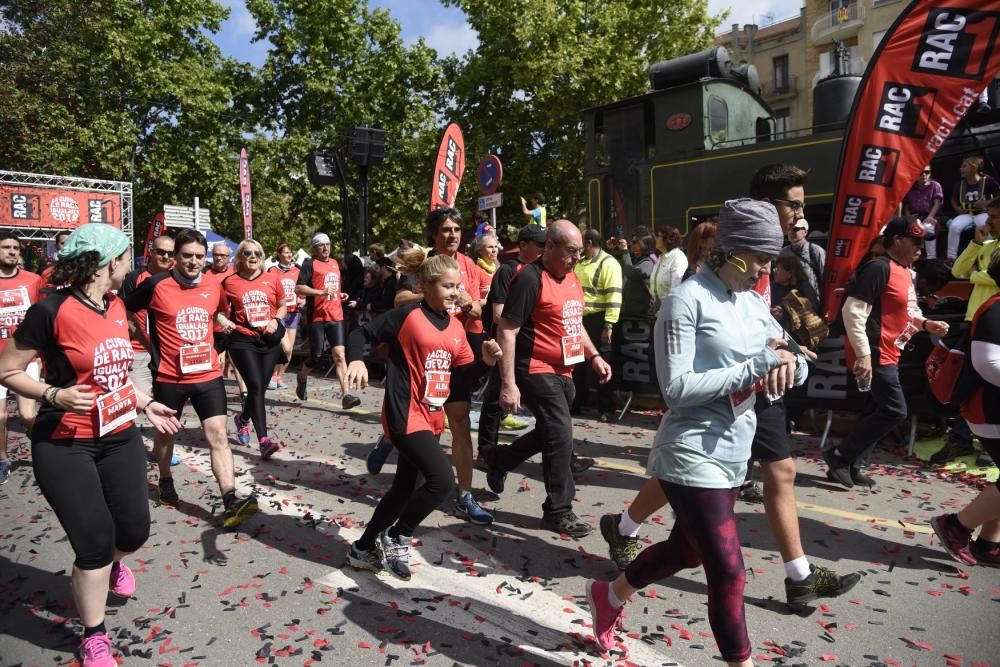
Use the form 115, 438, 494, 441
211, 0, 803, 66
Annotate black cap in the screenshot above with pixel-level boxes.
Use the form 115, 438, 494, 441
517, 224, 547, 244
882, 216, 936, 241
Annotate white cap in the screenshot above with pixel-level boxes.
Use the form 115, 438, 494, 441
311, 232, 331, 246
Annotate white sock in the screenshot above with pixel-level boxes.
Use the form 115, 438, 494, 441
606, 584, 624, 609
784, 556, 812, 582
618, 510, 642, 537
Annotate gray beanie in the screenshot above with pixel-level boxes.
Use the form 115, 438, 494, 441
714, 198, 784, 256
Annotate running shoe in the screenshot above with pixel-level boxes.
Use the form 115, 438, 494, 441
79, 632, 116, 667
599, 513, 639, 571
346, 542, 382, 572
542, 511, 593, 538
738, 480, 765, 504
366, 435, 393, 475
784, 564, 862, 607
822, 449, 854, 488
376, 528, 411, 581
296, 375, 308, 401
486, 451, 507, 494
276, 378, 288, 390
267, 376, 278, 390
930, 513, 976, 565
976, 450, 995, 468
571, 454, 596, 474
170, 452, 181, 466
234, 414, 252, 446
499, 414, 528, 430
930, 440, 975, 464
259, 437, 279, 461
455, 490, 494, 526
971, 538, 1000, 567
158, 477, 179, 506
0, 458, 10, 485
342, 394, 361, 410
108, 561, 136, 597
851, 468, 876, 488
222, 495, 260, 529
585, 579, 624, 651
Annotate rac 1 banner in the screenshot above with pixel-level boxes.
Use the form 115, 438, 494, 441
428, 122, 466, 211
0, 185, 121, 229
822, 0, 1000, 309
239, 147, 253, 240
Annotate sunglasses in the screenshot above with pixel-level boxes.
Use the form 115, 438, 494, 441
242, 250, 264, 258
153, 248, 173, 257
772, 198, 805, 211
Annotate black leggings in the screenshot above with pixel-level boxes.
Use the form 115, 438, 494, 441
624, 481, 750, 663
32, 428, 150, 570
228, 335, 283, 439
357, 430, 455, 549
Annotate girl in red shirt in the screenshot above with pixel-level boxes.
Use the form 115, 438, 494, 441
0, 224, 181, 667
267, 243, 302, 389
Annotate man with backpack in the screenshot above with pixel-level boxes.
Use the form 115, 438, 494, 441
780, 219, 826, 299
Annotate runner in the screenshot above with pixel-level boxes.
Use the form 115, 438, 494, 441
0, 223, 181, 667
487, 219, 612, 537
295, 233, 359, 408
267, 243, 301, 390
39, 230, 71, 286
120, 234, 175, 398
343, 249, 501, 580
204, 242, 245, 403
123, 229, 259, 527
220, 239, 286, 459
0, 230, 44, 484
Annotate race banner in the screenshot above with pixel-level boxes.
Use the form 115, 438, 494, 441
822, 0, 1000, 309
0, 185, 121, 229
428, 122, 466, 211
239, 147, 253, 240
143, 212, 166, 266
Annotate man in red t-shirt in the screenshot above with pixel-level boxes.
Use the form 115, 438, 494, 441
0, 230, 44, 483
295, 232, 358, 408
489, 219, 611, 537
120, 234, 175, 397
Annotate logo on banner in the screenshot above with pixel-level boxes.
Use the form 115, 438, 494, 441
10, 194, 40, 220
876, 83, 936, 137
88, 199, 115, 224
841, 195, 876, 227
855, 145, 900, 186
833, 237, 854, 258
49, 196, 80, 223
913, 8, 1000, 79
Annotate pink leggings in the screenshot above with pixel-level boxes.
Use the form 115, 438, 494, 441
624, 481, 750, 663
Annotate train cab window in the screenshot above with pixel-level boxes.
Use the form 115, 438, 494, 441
708, 96, 728, 144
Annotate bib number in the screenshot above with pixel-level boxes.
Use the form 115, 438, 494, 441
422, 370, 451, 408
729, 385, 755, 419
561, 335, 584, 365
97, 382, 137, 437
179, 342, 213, 373
246, 303, 271, 328
0, 286, 30, 315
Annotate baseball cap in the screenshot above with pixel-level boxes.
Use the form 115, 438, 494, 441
882, 216, 936, 241
311, 232, 331, 246
517, 224, 547, 244
791, 219, 809, 232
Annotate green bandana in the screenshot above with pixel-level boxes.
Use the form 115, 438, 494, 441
57, 224, 130, 266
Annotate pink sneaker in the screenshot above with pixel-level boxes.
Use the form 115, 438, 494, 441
234, 414, 252, 446
109, 561, 136, 597
80, 632, 116, 667
259, 437, 279, 461
585, 579, 624, 651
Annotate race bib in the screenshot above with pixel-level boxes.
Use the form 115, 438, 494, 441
97, 382, 137, 437
179, 342, 213, 373
422, 370, 451, 408
0, 286, 30, 315
729, 385, 755, 419
561, 335, 584, 365
281, 279, 296, 306
246, 303, 271, 328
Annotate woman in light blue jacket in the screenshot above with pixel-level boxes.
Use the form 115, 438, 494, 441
585, 199, 808, 666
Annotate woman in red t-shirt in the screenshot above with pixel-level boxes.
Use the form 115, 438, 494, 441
267, 243, 302, 389
0, 224, 181, 667
219, 239, 287, 459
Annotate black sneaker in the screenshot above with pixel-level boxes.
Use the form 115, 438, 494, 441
738, 480, 765, 504
599, 513, 639, 570
486, 450, 507, 495
971, 538, 1000, 567
851, 468, 876, 488
342, 394, 361, 410
158, 477, 179, 506
930, 440, 975, 464
296, 375, 308, 401
541, 511, 593, 538
571, 454, 596, 474
366, 435, 393, 475
376, 528, 411, 581
976, 450, 995, 468
822, 449, 854, 488
222, 495, 259, 528
346, 542, 382, 572
785, 564, 862, 608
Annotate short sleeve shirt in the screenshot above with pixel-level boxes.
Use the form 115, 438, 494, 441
222, 271, 283, 337
0, 269, 44, 352
268, 265, 301, 313
961, 296, 1000, 430
298, 257, 343, 322
902, 179, 944, 216
845, 256, 911, 367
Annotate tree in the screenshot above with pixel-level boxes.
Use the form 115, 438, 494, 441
443, 0, 724, 235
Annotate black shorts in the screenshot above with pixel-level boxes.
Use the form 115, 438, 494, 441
750, 395, 791, 462
154, 378, 227, 422
307, 320, 345, 362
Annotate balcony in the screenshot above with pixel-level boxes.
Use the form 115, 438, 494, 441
761, 76, 799, 101
811, 2, 866, 44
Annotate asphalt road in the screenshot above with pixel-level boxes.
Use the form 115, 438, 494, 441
2, 375, 998, 667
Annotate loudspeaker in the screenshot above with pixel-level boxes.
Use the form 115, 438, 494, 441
348, 127, 387, 166
306, 149, 343, 187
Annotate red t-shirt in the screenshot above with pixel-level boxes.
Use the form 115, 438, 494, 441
298, 257, 344, 322
222, 271, 283, 337
119, 269, 153, 352
451, 252, 486, 334
15, 292, 136, 440
206, 266, 234, 332
268, 265, 300, 313
123, 272, 228, 384
844, 256, 912, 367
0, 269, 44, 352
502, 261, 586, 377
